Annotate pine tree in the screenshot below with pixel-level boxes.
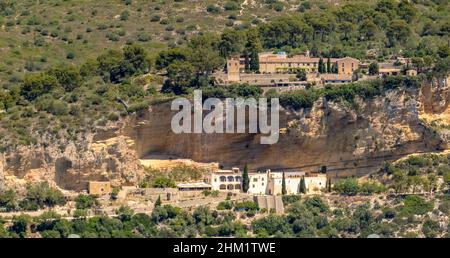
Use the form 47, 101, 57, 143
318, 57, 325, 73
242, 164, 250, 193
281, 172, 287, 195
299, 176, 306, 194
326, 57, 331, 73
155, 195, 161, 207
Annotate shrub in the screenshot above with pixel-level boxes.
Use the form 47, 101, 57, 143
120, 11, 130, 21
127, 101, 149, 113
333, 178, 360, 196
360, 181, 385, 195
273, 2, 284, 12
401, 195, 433, 216
137, 33, 151, 42
150, 15, 161, 22
234, 201, 259, 211
224, 1, 239, 11
382, 208, 396, 219
282, 195, 301, 205
204, 226, 218, 237
422, 219, 441, 238
151, 177, 176, 188
20, 182, 66, 210
252, 214, 290, 236
48, 66, 82, 92
66, 52, 75, 59
0, 190, 17, 211
75, 194, 99, 210
206, 5, 220, 14
217, 201, 233, 210
304, 196, 328, 213
46, 100, 69, 116
20, 73, 58, 101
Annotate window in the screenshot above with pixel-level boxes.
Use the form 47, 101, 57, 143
227, 176, 234, 182
253, 178, 258, 182
220, 184, 226, 190
220, 176, 226, 182
227, 184, 234, 190
252, 184, 255, 188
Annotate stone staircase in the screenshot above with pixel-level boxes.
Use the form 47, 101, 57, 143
254, 195, 284, 214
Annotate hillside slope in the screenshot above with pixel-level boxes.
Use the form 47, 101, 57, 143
2, 79, 450, 191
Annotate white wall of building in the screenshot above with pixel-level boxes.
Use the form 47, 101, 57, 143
248, 173, 268, 195
209, 169, 327, 195
210, 168, 242, 192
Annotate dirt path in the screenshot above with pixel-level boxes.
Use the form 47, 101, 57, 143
240, 0, 252, 16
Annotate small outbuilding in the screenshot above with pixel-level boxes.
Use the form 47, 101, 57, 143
88, 181, 112, 195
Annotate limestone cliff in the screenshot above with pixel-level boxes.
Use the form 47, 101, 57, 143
127, 86, 445, 178
1, 80, 449, 191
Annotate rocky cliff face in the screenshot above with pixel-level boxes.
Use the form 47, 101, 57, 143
1, 81, 449, 191
127, 86, 445, 178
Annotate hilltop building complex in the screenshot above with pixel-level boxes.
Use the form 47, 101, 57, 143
218, 51, 417, 90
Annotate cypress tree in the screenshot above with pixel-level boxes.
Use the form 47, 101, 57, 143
242, 164, 250, 193
155, 195, 161, 207
331, 64, 338, 73
327, 178, 332, 193
244, 52, 250, 72
326, 57, 331, 73
249, 49, 259, 71
318, 57, 325, 73
299, 176, 306, 194
281, 172, 287, 195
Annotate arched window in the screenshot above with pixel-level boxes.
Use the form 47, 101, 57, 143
227, 176, 234, 182
219, 184, 226, 190
220, 176, 226, 182
234, 184, 241, 190
227, 184, 234, 190
235, 176, 242, 182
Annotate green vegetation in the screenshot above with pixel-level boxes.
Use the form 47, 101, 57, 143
281, 172, 287, 195
400, 195, 433, 216
0, 0, 448, 151
380, 153, 450, 194
242, 164, 250, 193
0, 191, 448, 238
139, 165, 206, 188
276, 76, 420, 111
299, 176, 306, 194
74, 194, 99, 210
0, 0, 449, 239
333, 178, 385, 196
0, 182, 66, 212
